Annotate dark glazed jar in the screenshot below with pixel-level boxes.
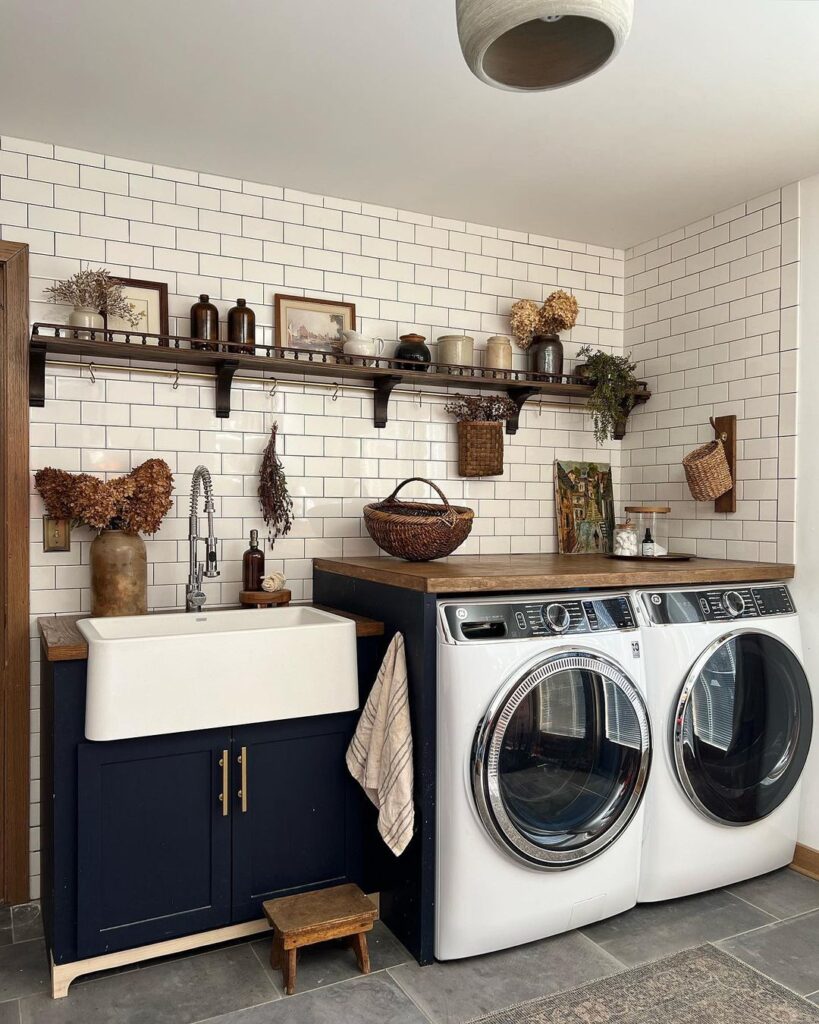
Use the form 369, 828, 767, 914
190, 294, 220, 351
227, 298, 255, 354
394, 333, 431, 372
529, 333, 564, 378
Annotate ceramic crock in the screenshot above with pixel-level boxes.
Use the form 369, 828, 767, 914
485, 335, 513, 371
394, 334, 431, 371
437, 334, 474, 367
530, 333, 564, 377
90, 529, 148, 617
69, 305, 104, 340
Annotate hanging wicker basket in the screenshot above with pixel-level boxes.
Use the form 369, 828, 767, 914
682, 418, 733, 501
363, 477, 474, 561
457, 421, 504, 477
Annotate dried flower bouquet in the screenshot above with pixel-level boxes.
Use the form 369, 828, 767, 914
44, 267, 145, 328
35, 459, 174, 533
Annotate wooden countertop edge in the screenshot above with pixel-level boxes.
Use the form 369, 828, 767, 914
38, 604, 385, 663
313, 557, 796, 593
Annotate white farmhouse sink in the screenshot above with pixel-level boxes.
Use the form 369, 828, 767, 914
78, 607, 359, 741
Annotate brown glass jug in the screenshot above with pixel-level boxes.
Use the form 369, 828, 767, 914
190, 294, 220, 351
227, 298, 256, 354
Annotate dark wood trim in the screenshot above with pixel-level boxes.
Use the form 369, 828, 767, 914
791, 843, 819, 881
0, 239, 30, 905
312, 554, 796, 594
713, 414, 737, 513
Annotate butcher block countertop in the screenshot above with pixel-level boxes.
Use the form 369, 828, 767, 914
38, 604, 384, 663
313, 554, 795, 595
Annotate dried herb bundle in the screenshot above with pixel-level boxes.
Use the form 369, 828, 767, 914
35, 459, 174, 533
445, 394, 519, 423
258, 423, 294, 545
539, 289, 579, 335
44, 267, 145, 327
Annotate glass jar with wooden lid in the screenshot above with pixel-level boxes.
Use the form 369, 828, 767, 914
624, 505, 670, 558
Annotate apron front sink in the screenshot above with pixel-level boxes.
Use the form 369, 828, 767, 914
78, 606, 359, 740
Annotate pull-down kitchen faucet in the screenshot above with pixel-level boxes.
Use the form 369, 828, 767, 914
186, 465, 220, 612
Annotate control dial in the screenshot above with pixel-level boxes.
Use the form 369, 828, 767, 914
542, 602, 571, 634
722, 590, 746, 618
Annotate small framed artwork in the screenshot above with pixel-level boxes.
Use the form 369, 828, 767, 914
554, 460, 615, 554
108, 278, 170, 341
274, 293, 356, 354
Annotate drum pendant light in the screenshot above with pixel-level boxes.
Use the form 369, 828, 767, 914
456, 0, 634, 91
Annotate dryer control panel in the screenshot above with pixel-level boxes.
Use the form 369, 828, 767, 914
443, 594, 637, 642
641, 584, 795, 625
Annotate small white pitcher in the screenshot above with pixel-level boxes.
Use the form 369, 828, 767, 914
342, 330, 385, 366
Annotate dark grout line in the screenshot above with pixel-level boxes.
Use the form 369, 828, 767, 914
387, 968, 439, 1024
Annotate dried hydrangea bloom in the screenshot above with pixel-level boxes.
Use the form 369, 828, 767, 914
120, 459, 174, 534
34, 467, 78, 520
509, 299, 541, 349
539, 290, 579, 335
71, 475, 120, 531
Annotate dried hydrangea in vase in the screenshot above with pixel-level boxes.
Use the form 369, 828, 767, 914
509, 299, 541, 351
528, 289, 580, 378
35, 459, 174, 616
45, 267, 145, 338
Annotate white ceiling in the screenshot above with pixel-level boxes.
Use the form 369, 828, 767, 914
2, 0, 819, 248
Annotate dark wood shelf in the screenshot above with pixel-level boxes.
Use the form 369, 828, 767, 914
29, 323, 651, 436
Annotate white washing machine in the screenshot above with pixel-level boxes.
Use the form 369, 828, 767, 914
636, 583, 813, 902
436, 591, 652, 961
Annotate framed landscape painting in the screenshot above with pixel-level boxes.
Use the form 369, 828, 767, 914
274, 293, 356, 354
554, 460, 615, 554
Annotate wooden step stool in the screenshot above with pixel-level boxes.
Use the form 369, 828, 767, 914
262, 883, 378, 996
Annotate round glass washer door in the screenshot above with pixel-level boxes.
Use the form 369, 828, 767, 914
472, 652, 651, 869
673, 631, 813, 826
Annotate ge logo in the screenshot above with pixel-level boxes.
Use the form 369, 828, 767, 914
650, 594, 662, 605
456, 608, 468, 620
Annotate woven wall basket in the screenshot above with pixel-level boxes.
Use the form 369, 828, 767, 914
363, 477, 474, 561
682, 419, 733, 501
457, 420, 504, 477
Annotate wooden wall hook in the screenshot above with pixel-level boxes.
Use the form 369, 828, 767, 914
712, 414, 737, 514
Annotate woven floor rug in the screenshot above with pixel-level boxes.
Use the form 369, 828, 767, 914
468, 946, 819, 1023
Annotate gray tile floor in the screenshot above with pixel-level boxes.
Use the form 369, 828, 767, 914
3, 869, 819, 1023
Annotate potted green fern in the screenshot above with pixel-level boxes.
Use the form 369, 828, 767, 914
575, 346, 640, 445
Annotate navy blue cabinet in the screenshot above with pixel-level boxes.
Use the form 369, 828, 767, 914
76, 730, 232, 957
42, 654, 366, 965
231, 714, 362, 920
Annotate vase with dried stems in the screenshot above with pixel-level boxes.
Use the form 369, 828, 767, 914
35, 459, 174, 616
45, 267, 145, 340
509, 290, 579, 377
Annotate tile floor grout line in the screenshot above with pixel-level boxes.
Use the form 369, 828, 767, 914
721, 888, 784, 920
386, 967, 440, 1024
716, 905, 819, 945
705, 941, 819, 1004
247, 939, 284, 998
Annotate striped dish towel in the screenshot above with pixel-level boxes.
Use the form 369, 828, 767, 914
346, 633, 414, 856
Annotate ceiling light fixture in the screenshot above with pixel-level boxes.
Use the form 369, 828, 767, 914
456, 0, 634, 92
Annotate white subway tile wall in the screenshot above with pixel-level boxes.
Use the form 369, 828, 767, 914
622, 185, 799, 564
1, 134, 627, 898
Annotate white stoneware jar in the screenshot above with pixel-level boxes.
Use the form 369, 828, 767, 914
437, 334, 474, 367
69, 305, 104, 340
485, 335, 513, 371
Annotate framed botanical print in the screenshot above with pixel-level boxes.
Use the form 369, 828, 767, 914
108, 277, 169, 339
274, 293, 356, 354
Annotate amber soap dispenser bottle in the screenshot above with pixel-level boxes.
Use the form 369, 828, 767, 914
242, 529, 265, 591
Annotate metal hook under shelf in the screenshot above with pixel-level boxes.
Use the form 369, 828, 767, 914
709, 416, 728, 442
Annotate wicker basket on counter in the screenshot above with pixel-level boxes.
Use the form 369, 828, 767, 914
682, 417, 733, 501
363, 477, 474, 561
457, 420, 504, 477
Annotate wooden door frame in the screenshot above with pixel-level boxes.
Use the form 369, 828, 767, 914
0, 240, 30, 905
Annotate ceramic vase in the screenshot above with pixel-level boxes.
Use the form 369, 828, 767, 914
485, 335, 513, 371
529, 334, 564, 377
90, 529, 148, 617
69, 305, 104, 341
394, 334, 431, 371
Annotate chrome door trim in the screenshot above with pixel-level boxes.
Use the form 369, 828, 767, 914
472, 649, 651, 870
672, 628, 810, 827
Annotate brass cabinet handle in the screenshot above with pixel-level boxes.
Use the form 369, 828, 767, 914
219, 750, 229, 817
237, 746, 248, 813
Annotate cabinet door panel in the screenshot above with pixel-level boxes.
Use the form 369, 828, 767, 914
77, 730, 231, 957
231, 714, 361, 920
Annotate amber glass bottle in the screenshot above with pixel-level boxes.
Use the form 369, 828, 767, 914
190, 294, 220, 351
227, 298, 255, 354
242, 529, 265, 591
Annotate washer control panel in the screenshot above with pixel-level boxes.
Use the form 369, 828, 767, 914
443, 594, 637, 641
641, 584, 795, 625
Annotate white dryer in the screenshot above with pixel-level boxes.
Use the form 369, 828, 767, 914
636, 583, 813, 902
436, 591, 651, 961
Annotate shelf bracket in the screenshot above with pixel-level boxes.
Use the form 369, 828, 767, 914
505, 386, 538, 435
215, 360, 240, 418
373, 375, 402, 429
29, 340, 47, 407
